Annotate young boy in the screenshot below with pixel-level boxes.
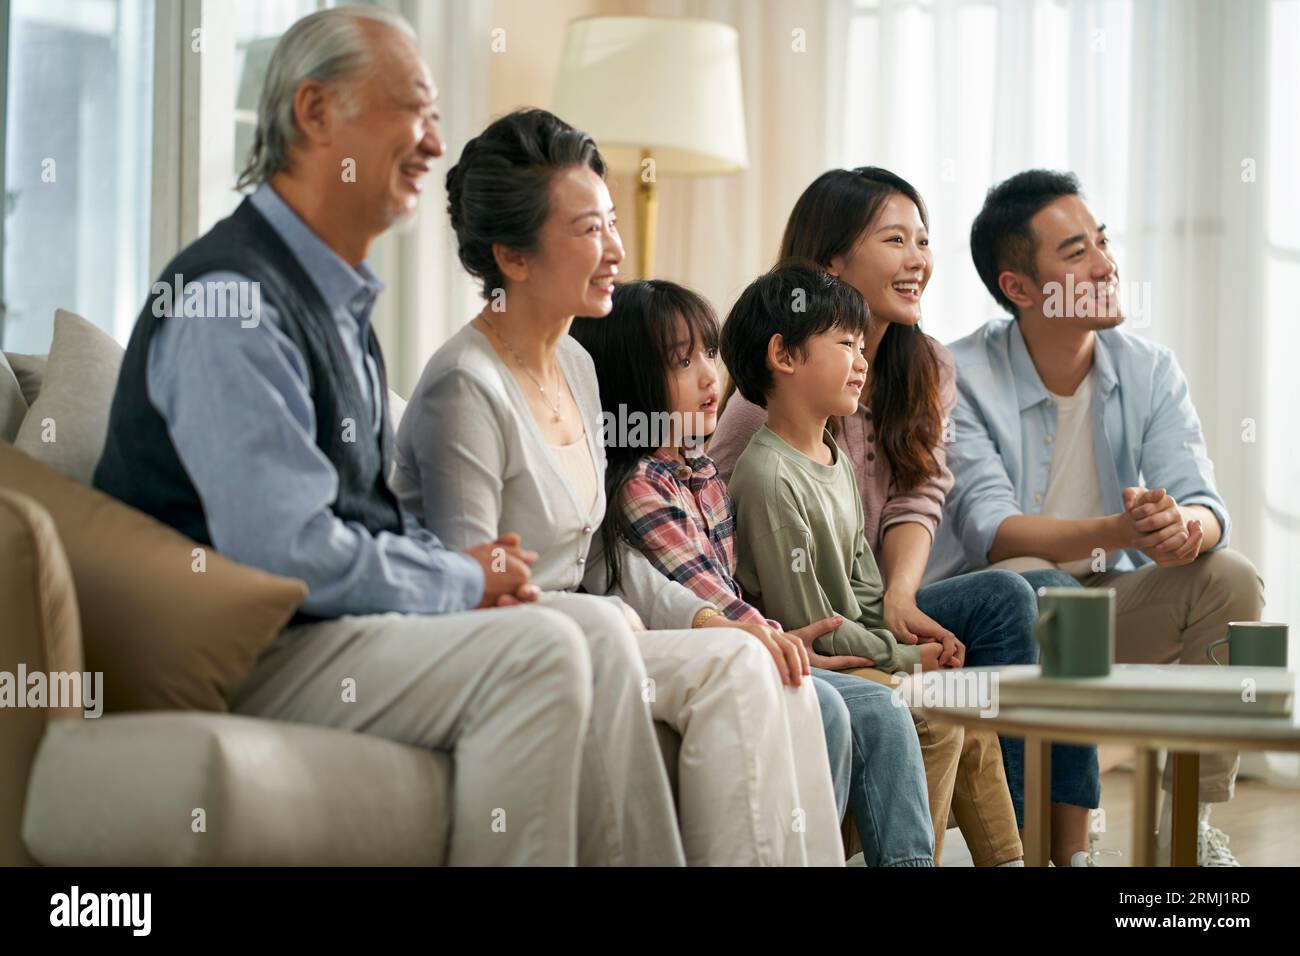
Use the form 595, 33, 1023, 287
722, 260, 945, 674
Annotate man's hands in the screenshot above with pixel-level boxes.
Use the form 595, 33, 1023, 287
884, 591, 965, 667
1118, 487, 1204, 567
466, 532, 542, 608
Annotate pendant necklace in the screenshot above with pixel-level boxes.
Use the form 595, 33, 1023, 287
481, 315, 564, 423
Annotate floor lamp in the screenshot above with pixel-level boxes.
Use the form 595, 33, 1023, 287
554, 16, 750, 280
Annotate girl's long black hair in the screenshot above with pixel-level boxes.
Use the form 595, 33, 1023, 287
569, 280, 721, 591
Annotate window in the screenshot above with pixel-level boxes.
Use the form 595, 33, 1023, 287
2, 0, 155, 349
229, 0, 324, 210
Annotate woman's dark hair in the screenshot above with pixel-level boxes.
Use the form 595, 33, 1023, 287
969, 169, 1082, 317
570, 280, 721, 591
719, 258, 870, 410
768, 165, 945, 493
446, 108, 607, 298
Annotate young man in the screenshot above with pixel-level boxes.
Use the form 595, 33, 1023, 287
930, 169, 1266, 865
724, 260, 1024, 868
93, 7, 684, 865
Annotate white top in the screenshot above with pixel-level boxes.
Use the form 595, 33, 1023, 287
549, 429, 600, 513
391, 322, 711, 630
1039, 369, 1108, 576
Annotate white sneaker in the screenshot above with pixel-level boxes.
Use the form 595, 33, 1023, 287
1087, 816, 1123, 865
1069, 850, 1096, 867
1197, 806, 1240, 867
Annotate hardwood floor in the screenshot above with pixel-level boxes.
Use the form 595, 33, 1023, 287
933, 768, 1300, 867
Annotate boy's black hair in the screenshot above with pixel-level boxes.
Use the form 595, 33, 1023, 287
969, 169, 1082, 317
719, 258, 869, 409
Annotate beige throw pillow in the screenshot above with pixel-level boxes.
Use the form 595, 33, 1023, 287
0, 442, 307, 712
13, 310, 123, 484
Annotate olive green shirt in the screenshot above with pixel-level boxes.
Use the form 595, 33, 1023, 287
729, 425, 922, 673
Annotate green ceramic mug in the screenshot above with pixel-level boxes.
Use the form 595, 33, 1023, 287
1034, 587, 1115, 678
1205, 622, 1289, 668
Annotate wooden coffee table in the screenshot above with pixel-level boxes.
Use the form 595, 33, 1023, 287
914, 664, 1300, 866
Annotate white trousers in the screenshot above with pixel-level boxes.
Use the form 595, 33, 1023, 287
543, 591, 844, 867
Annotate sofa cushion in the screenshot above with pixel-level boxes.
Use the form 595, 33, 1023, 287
23, 712, 450, 865
13, 310, 123, 484
0, 352, 25, 443
3, 351, 47, 407
0, 442, 307, 712
0, 489, 85, 865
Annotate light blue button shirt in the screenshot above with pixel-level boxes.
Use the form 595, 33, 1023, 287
926, 317, 1230, 584
146, 182, 483, 617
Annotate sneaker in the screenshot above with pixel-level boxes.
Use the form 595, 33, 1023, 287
1197, 806, 1240, 867
1069, 850, 1096, 867
1088, 821, 1123, 866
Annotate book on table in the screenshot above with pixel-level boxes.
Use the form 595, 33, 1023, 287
991, 663, 1294, 717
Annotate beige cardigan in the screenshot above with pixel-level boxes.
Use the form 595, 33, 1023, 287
392, 322, 710, 631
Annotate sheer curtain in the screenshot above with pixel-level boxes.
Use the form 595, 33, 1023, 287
828, 0, 1292, 780
367, 0, 491, 395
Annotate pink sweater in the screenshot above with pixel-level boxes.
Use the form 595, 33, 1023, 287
709, 337, 956, 554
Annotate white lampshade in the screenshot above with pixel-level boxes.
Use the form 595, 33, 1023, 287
553, 16, 749, 176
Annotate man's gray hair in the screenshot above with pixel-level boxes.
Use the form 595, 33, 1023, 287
236, 5, 415, 190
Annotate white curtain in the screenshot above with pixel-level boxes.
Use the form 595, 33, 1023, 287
368, 0, 492, 395
828, 0, 1292, 782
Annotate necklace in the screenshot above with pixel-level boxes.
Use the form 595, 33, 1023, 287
480, 315, 564, 423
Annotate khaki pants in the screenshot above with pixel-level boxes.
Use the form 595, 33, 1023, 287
841, 668, 1023, 866
995, 548, 1265, 801
228, 600, 685, 866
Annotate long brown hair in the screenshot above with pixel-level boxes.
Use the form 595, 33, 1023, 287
775, 167, 944, 491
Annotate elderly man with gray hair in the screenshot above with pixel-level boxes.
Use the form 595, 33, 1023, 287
93, 7, 685, 866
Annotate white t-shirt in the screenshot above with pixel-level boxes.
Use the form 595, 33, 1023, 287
1039, 368, 1108, 577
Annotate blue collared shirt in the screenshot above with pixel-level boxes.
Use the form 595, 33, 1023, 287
146, 182, 483, 617
925, 317, 1231, 584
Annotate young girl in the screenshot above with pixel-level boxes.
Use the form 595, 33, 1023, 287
571, 279, 934, 867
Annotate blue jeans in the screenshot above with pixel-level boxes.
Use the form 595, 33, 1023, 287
812, 667, 934, 867
812, 675, 852, 823
916, 569, 1100, 827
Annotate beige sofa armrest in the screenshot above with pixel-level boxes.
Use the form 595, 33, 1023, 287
24, 712, 451, 865
0, 489, 85, 865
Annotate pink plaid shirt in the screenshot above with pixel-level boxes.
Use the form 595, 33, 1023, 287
617, 450, 776, 629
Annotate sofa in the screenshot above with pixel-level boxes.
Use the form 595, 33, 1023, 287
1, 312, 683, 866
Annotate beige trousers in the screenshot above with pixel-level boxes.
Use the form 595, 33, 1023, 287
228, 600, 683, 866
994, 548, 1266, 801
